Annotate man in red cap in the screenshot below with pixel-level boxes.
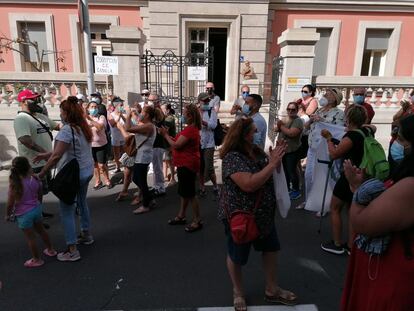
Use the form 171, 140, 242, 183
14, 90, 60, 220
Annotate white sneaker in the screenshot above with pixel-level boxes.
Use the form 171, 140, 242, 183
57, 250, 81, 262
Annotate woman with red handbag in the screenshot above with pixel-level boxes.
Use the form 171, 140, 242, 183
218, 117, 297, 311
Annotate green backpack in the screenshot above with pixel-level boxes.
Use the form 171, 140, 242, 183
355, 129, 390, 181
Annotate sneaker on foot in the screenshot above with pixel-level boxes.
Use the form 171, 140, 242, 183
77, 234, 94, 245
321, 240, 345, 255
57, 250, 81, 262
289, 190, 302, 200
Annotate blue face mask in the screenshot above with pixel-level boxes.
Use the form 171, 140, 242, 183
202, 104, 210, 111
390, 141, 405, 162
242, 92, 249, 99
180, 115, 187, 124
301, 91, 309, 98
88, 108, 98, 116
242, 104, 251, 115
353, 95, 365, 105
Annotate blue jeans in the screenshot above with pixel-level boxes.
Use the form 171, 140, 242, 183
59, 170, 92, 245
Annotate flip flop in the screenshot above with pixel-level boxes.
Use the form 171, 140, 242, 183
116, 193, 129, 202
24, 258, 44, 268
43, 248, 57, 257
93, 182, 103, 190
233, 295, 247, 311
185, 221, 203, 233
133, 206, 150, 215
264, 288, 298, 306
168, 217, 187, 225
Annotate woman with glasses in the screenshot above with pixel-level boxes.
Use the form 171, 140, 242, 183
274, 102, 304, 200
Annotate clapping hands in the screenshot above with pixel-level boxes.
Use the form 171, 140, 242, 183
269, 140, 287, 170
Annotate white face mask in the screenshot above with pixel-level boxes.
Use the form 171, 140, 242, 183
319, 96, 329, 107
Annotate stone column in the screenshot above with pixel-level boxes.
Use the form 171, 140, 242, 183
106, 26, 143, 105
277, 28, 319, 113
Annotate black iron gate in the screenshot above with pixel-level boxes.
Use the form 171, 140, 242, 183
268, 56, 284, 143
141, 49, 214, 117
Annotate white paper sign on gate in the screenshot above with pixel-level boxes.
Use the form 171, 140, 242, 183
94, 56, 119, 75
188, 66, 206, 81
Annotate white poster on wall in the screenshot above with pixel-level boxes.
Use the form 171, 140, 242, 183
94, 56, 119, 75
188, 66, 207, 81
286, 77, 311, 92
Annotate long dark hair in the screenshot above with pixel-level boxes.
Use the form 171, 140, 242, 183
9, 156, 31, 201
185, 104, 201, 130
392, 115, 414, 182
220, 117, 262, 160
61, 96, 93, 142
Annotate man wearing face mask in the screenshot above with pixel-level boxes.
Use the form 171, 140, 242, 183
205, 82, 221, 113
231, 85, 250, 120
243, 94, 267, 150
352, 87, 375, 124
139, 89, 150, 108
14, 90, 61, 220
198, 92, 219, 196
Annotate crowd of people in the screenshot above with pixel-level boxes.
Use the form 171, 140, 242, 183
3, 82, 414, 310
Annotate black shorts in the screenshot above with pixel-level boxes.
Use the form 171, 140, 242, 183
92, 144, 109, 164
225, 222, 281, 266
333, 174, 353, 204
177, 166, 196, 198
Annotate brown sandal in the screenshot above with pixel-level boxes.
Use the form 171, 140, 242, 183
264, 287, 298, 306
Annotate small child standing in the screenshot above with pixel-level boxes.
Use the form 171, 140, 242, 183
5, 157, 57, 268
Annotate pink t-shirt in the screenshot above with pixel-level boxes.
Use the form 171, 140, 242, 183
89, 115, 108, 147
12, 176, 41, 216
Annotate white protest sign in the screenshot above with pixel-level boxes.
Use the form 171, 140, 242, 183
188, 66, 206, 81
94, 55, 118, 75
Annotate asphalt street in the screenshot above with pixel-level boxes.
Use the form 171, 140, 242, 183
0, 168, 348, 311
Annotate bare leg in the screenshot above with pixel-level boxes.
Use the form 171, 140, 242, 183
177, 197, 190, 218
93, 163, 101, 186
33, 222, 54, 251
190, 197, 201, 223
113, 146, 121, 170
263, 252, 278, 295
121, 167, 132, 193
210, 172, 218, 188
22, 228, 40, 260
330, 195, 344, 246
226, 255, 246, 310
199, 173, 205, 192
168, 160, 176, 182
99, 163, 111, 185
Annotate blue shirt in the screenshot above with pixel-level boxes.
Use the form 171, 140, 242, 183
251, 112, 267, 150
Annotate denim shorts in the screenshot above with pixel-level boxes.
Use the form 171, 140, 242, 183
225, 222, 281, 266
16, 204, 43, 229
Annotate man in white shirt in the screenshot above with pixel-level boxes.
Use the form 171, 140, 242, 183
205, 82, 221, 113
198, 92, 219, 196
231, 85, 250, 120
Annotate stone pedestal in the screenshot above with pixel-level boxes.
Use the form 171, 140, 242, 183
277, 28, 320, 112
106, 26, 143, 105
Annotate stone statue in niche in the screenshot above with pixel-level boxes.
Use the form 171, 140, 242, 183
240, 60, 255, 80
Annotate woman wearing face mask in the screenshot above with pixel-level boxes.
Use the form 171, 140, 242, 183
341, 114, 414, 311
86, 101, 113, 190
298, 84, 318, 116
124, 105, 157, 214
275, 102, 303, 200
108, 97, 126, 173
218, 118, 296, 310
160, 104, 203, 233
301, 89, 345, 211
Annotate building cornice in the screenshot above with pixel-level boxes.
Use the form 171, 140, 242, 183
270, 0, 414, 12
0, 0, 147, 6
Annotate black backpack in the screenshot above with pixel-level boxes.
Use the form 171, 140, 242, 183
207, 109, 224, 146
50, 127, 80, 204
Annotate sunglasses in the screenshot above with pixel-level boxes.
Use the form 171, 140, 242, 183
242, 91, 249, 94
302, 91, 309, 94
141, 93, 149, 96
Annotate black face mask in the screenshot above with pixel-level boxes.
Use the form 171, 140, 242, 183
27, 99, 43, 114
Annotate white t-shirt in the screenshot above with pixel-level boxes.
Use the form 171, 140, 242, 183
55, 125, 93, 175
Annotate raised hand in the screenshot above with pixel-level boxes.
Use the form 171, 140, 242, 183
343, 159, 365, 192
